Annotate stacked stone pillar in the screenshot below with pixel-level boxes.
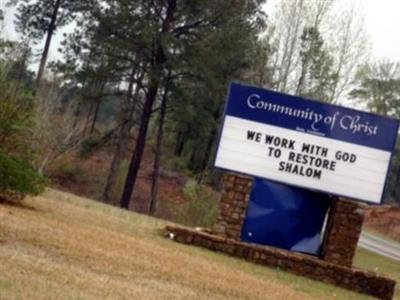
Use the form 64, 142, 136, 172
320, 197, 366, 267
213, 174, 253, 240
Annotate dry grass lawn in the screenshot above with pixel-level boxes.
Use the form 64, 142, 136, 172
0, 189, 394, 300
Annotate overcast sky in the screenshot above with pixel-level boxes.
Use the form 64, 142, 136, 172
364, 0, 400, 61
1, 0, 400, 63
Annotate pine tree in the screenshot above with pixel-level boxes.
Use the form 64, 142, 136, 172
296, 26, 337, 102
12, 0, 88, 88
350, 61, 400, 116
60, 0, 267, 210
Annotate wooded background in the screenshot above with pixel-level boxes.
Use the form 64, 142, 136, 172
1, 0, 399, 220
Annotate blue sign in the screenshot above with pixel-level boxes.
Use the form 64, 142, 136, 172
241, 178, 332, 255
215, 82, 399, 204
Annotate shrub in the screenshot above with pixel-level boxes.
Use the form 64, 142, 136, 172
50, 156, 86, 183
0, 151, 45, 197
0, 61, 45, 200
183, 179, 197, 199
178, 179, 219, 228
79, 135, 103, 157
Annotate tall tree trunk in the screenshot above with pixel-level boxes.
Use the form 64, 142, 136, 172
73, 100, 82, 129
197, 100, 225, 182
120, 79, 160, 209
296, 55, 308, 96
196, 131, 215, 183
36, 0, 61, 89
90, 81, 106, 134
103, 121, 129, 203
174, 129, 186, 156
90, 100, 101, 134
189, 147, 198, 172
103, 67, 139, 203
12, 42, 29, 98
119, 0, 175, 209
148, 76, 170, 215
278, 0, 304, 93
83, 101, 94, 135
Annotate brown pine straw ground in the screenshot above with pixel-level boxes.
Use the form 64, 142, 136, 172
0, 190, 396, 300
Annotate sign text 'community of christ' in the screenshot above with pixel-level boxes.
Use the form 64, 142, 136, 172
214, 83, 399, 204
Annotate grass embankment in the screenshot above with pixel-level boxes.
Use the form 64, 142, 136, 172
0, 190, 398, 300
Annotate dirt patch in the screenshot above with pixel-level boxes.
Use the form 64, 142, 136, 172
48, 147, 189, 221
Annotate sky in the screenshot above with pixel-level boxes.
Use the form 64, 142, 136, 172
261, 0, 400, 62
363, 0, 400, 61
1, 0, 400, 63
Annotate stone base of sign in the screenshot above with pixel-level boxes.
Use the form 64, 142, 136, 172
165, 225, 396, 300
213, 173, 366, 268
194, 173, 395, 298
320, 197, 366, 267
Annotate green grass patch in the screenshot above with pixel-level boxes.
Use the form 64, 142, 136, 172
0, 279, 11, 290
354, 248, 400, 283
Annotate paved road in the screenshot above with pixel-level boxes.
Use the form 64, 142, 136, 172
358, 231, 400, 261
